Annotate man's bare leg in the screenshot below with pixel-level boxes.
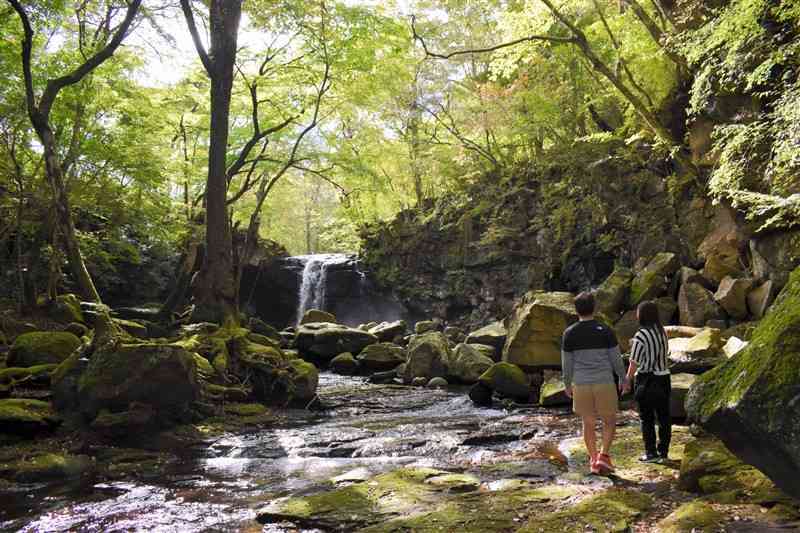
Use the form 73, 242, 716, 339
581, 416, 598, 461
601, 415, 616, 454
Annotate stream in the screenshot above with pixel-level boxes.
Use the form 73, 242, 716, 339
0, 374, 583, 532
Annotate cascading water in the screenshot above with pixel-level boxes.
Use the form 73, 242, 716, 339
295, 254, 351, 325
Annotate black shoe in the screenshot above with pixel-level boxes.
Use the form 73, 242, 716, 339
658, 452, 669, 461
639, 453, 659, 463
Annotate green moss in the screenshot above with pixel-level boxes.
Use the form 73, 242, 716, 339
223, 403, 268, 417
656, 501, 725, 532
51, 294, 84, 324
8, 331, 82, 367
518, 489, 653, 533
0, 399, 59, 426
0, 364, 57, 384
0, 453, 94, 482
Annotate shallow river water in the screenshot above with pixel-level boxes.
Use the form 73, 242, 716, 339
1, 374, 581, 532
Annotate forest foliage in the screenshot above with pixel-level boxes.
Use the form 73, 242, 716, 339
0, 0, 798, 305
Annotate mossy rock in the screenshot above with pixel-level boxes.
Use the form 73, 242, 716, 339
0, 399, 61, 435
687, 265, 800, 499
247, 317, 281, 341
295, 322, 379, 359
628, 252, 680, 308
301, 309, 338, 325
446, 343, 494, 384
465, 321, 507, 351
8, 331, 81, 367
357, 343, 406, 373
539, 376, 569, 407
0, 364, 57, 386
478, 362, 530, 401
517, 488, 653, 533
49, 294, 84, 324
247, 332, 281, 349
403, 332, 449, 382
290, 359, 319, 403
679, 437, 784, 504
0, 453, 94, 482
656, 501, 725, 532
77, 342, 199, 422
595, 266, 634, 315
330, 352, 359, 375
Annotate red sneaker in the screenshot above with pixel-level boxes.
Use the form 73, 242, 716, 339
589, 452, 601, 475
596, 453, 615, 473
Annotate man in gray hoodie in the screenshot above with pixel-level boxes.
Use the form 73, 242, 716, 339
562, 291, 627, 474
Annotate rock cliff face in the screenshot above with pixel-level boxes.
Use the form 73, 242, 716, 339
360, 140, 800, 330
360, 143, 696, 328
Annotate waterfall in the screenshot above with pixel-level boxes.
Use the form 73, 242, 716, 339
295, 254, 349, 325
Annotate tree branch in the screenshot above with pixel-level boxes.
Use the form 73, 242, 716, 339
411, 14, 575, 60
179, 0, 213, 75
38, 0, 143, 118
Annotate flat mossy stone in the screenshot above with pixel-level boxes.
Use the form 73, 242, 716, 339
656, 501, 726, 532
0, 399, 61, 435
8, 331, 81, 367
359, 484, 578, 533
517, 488, 653, 533
258, 467, 458, 530
0, 453, 94, 482
0, 364, 57, 385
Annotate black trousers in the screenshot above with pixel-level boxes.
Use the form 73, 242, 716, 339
635, 373, 672, 456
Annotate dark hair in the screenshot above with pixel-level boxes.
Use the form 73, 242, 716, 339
574, 291, 595, 317
637, 300, 663, 331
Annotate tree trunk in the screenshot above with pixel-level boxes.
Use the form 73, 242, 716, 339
189, 0, 242, 325
38, 125, 101, 302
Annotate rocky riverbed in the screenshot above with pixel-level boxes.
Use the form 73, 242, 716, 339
2, 373, 798, 532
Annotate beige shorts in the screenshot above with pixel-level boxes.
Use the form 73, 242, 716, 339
573, 383, 618, 417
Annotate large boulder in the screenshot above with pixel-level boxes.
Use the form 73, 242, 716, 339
628, 253, 680, 308
654, 296, 678, 325
614, 310, 640, 353
594, 266, 633, 316
713, 276, 754, 319
356, 343, 406, 373
295, 323, 378, 359
300, 309, 337, 325
669, 373, 696, 420
403, 332, 449, 382
76, 342, 199, 422
465, 321, 507, 352
478, 362, 530, 402
746, 280, 774, 319
668, 328, 725, 374
368, 321, 406, 342
678, 283, 725, 327
446, 344, 494, 384
0, 399, 61, 435
7, 331, 82, 367
686, 266, 800, 499
503, 292, 576, 369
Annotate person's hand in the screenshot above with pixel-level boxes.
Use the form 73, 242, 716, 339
565, 385, 573, 399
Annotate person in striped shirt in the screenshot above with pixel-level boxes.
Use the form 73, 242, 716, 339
623, 300, 672, 462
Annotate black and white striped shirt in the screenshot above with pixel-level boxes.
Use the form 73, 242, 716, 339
630, 326, 670, 375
